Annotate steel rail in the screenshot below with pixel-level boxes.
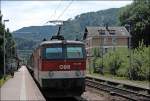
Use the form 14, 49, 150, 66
86, 78, 150, 101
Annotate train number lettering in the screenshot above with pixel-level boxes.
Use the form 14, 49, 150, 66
59, 65, 70, 70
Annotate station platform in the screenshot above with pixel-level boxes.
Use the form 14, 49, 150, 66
0, 66, 46, 101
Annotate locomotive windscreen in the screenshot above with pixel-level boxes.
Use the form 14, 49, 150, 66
44, 44, 63, 59
45, 47, 63, 59
43, 44, 85, 60
66, 45, 84, 59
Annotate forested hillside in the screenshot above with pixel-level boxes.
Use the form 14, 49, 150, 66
13, 8, 119, 50
61, 8, 119, 40
13, 25, 59, 41
14, 37, 38, 50
13, 25, 59, 50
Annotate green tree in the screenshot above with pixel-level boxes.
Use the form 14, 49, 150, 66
0, 11, 4, 77
119, 0, 150, 48
0, 11, 16, 78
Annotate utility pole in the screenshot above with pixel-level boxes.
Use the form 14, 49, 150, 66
101, 33, 103, 73
98, 29, 104, 74
125, 23, 132, 79
129, 28, 131, 67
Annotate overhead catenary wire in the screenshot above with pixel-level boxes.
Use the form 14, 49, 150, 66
56, 0, 73, 20
49, 0, 62, 20
46, 0, 73, 24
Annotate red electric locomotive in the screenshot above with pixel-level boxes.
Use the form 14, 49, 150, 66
28, 21, 86, 97
28, 37, 86, 97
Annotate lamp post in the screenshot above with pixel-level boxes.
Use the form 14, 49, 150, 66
3, 19, 9, 80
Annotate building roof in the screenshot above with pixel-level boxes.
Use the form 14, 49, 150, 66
83, 26, 130, 39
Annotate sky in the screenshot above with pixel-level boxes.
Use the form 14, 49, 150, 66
1, 0, 133, 32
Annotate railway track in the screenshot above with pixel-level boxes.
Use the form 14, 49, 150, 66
46, 97, 87, 101
86, 77, 150, 101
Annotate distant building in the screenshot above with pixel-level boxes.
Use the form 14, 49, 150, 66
83, 26, 130, 69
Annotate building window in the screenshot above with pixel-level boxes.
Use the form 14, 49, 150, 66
103, 38, 107, 44
109, 30, 115, 35
99, 30, 105, 35
112, 37, 116, 44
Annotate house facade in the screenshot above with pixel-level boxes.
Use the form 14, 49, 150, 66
83, 26, 130, 70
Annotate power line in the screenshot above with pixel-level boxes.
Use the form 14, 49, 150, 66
50, 0, 62, 20
56, 0, 73, 20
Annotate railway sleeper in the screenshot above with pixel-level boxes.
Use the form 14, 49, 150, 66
86, 79, 150, 101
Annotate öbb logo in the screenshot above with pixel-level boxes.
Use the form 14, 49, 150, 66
59, 65, 70, 70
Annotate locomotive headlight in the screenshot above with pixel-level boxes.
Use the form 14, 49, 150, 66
75, 71, 81, 77
48, 71, 54, 77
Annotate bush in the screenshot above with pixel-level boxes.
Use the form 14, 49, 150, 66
92, 48, 104, 74
128, 43, 150, 80
92, 44, 150, 81
95, 58, 104, 74
103, 48, 128, 76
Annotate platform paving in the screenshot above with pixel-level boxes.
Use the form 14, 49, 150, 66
0, 66, 46, 101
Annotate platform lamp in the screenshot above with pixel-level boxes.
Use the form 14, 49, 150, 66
3, 19, 9, 80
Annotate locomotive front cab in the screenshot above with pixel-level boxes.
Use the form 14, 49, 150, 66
38, 40, 86, 97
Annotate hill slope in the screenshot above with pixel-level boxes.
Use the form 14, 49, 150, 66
61, 8, 119, 40
13, 25, 59, 41
13, 8, 120, 50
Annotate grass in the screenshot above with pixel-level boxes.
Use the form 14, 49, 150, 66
0, 75, 11, 87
